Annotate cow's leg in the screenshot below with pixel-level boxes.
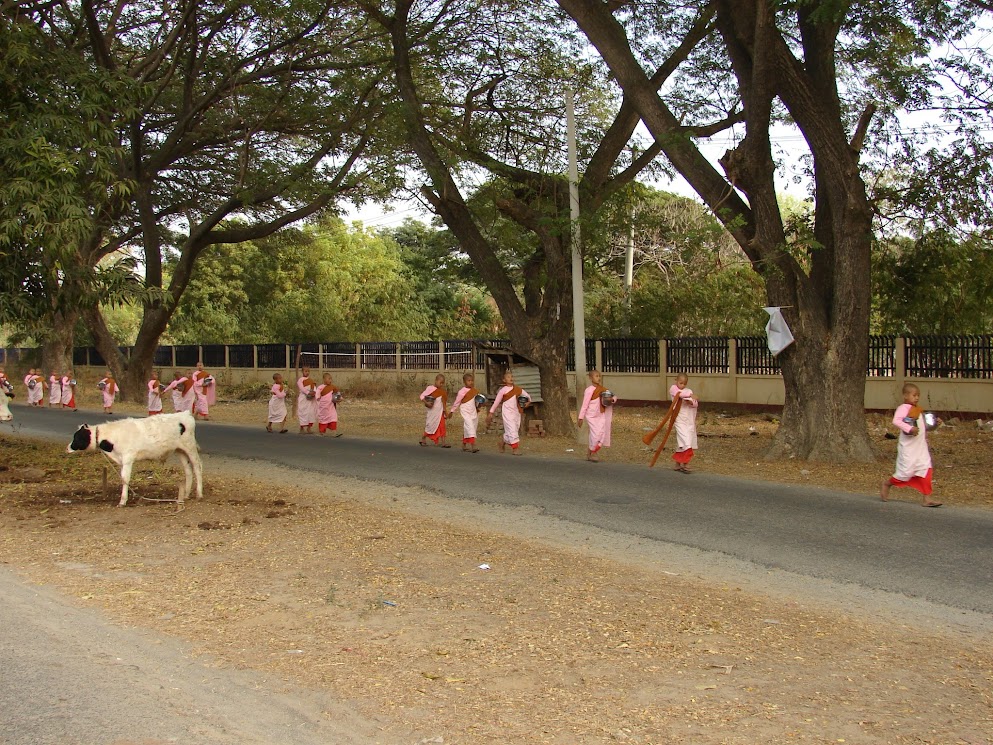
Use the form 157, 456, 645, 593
176, 451, 193, 503
183, 445, 204, 500
118, 459, 134, 507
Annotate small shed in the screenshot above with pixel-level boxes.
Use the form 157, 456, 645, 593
473, 342, 543, 407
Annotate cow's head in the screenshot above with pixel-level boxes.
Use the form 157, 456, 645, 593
67, 424, 94, 452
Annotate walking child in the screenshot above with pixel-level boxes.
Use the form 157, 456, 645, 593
296, 366, 318, 434
578, 369, 617, 462
419, 373, 450, 447
317, 372, 342, 436
60, 370, 77, 410
191, 361, 215, 420
486, 369, 531, 455
449, 372, 483, 452
147, 370, 164, 415
669, 373, 699, 473
48, 370, 62, 407
98, 370, 117, 414
267, 373, 289, 433
881, 383, 942, 507
25, 368, 46, 406
164, 371, 195, 412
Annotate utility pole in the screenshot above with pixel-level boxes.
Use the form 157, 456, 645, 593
622, 147, 637, 337
566, 88, 587, 403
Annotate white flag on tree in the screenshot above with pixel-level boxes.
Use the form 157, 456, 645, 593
763, 307, 794, 356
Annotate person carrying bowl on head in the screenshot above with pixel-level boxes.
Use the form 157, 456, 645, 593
449, 372, 484, 453
487, 369, 531, 455
881, 382, 942, 507
419, 373, 450, 447
578, 369, 617, 463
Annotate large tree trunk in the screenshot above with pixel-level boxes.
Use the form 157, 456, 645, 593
41, 309, 79, 379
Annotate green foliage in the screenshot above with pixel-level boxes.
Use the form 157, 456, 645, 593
168, 219, 441, 343
872, 231, 993, 334
0, 15, 141, 331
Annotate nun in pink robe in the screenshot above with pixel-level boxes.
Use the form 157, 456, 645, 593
488, 381, 530, 453
267, 381, 288, 431
296, 372, 319, 431
98, 375, 117, 411
60, 374, 76, 408
147, 377, 164, 415
578, 375, 617, 462
192, 364, 216, 418
669, 381, 699, 471
48, 374, 62, 406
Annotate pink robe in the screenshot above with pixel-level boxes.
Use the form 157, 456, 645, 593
99, 378, 117, 409
450, 386, 479, 442
60, 376, 76, 408
268, 384, 288, 423
297, 377, 318, 426
420, 386, 446, 438
669, 384, 699, 458
317, 385, 339, 425
192, 371, 216, 416
579, 385, 615, 451
890, 404, 933, 493
165, 377, 195, 412
26, 374, 44, 405
490, 385, 529, 446
147, 380, 163, 413
49, 375, 62, 405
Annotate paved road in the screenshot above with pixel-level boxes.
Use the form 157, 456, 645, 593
8, 406, 993, 615
0, 569, 378, 745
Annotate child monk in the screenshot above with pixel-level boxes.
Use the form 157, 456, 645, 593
317, 372, 342, 436
267, 373, 289, 433
191, 361, 215, 420
578, 369, 617, 462
164, 371, 195, 412
48, 370, 62, 407
60, 370, 77, 410
98, 369, 117, 414
296, 366, 318, 434
881, 383, 942, 507
449, 372, 482, 452
669, 373, 699, 473
147, 370, 164, 415
419, 373, 450, 447
486, 369, 531, 455
25, 368, 46, 406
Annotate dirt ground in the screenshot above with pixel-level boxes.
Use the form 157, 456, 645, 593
2, 382, 992, 744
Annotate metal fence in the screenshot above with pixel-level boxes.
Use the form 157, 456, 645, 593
6, 336, 992, 379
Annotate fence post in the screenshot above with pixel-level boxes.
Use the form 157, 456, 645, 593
729, 338, 738, 399
594, 340, 603, 372
224, 345, 230, 370
895, 337, 906, 387
658, 339, 667, 400
355, 342, 361, 371
439, 340, 445, 372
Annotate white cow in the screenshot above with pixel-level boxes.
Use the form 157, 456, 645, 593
0, 382, 13, 422
66, 411, 203, 507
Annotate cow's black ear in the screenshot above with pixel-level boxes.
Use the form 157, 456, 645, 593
98, 440, 114, 453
